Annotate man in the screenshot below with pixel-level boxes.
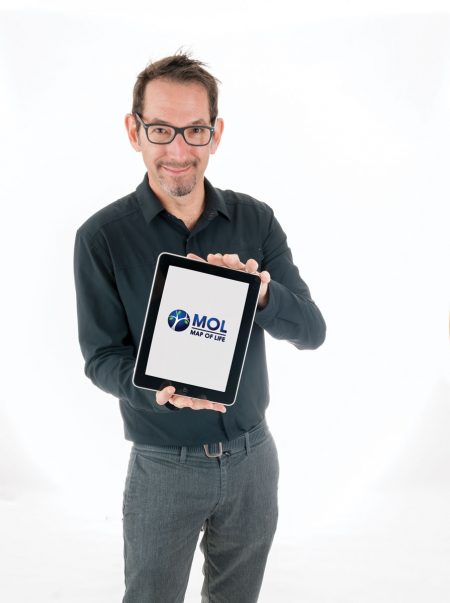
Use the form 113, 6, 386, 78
74, 53, 326, 602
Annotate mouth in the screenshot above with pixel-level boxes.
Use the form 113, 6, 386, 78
159, 163, 195, 176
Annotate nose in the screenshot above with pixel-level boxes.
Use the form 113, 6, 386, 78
166, 131, 191, 159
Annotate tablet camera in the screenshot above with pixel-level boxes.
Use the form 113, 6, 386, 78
168, 309, 191, 332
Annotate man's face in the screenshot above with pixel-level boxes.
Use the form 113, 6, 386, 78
128, 78, 223, 200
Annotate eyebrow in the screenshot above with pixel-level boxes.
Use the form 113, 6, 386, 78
147, 118, 209, 126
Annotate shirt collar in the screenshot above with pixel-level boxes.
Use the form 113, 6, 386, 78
135, 174, 165, 223
135, 173, 231, 224
203, 178, 231, 222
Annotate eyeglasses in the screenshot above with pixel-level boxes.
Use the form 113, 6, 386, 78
134, 113, 215, 146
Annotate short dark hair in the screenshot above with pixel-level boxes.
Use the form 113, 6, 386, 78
132, 53, 220, 129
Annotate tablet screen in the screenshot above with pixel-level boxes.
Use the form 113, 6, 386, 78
145, 265, 249, 391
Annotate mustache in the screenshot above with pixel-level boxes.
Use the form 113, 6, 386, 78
157, 161, 197, 169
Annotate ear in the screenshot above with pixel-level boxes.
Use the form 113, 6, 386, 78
125, 113, 142, 152
210, 118, 224, 155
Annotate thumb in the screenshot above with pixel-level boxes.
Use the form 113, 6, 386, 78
156, 385, 176, 405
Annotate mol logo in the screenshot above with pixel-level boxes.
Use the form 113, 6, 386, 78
191, 313, 227, 342
167, 309, 191, 332
192, 315, 227, 333
167, 309, 228, 343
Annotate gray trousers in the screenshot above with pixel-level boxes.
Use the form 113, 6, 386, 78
122, 420, 279, 602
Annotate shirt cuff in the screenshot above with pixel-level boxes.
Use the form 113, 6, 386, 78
254, 280, 279, 329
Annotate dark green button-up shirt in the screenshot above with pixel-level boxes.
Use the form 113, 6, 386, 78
74, 174, 326, 445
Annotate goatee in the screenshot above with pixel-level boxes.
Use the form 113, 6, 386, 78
157, 161, 197, 197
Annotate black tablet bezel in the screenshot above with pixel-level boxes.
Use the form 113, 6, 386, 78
133, 253, 261, 405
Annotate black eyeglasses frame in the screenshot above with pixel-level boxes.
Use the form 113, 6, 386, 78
134, 113, 215, 147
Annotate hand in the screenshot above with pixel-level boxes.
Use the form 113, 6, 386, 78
187, 252, 271, 309
156, 385, 227, 413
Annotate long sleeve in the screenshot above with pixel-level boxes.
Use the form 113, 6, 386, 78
74, 228, 170, 413
72, 179, 325, 444
254, 207, 326, 350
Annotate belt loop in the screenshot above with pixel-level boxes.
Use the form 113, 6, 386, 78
180, 446, 187, 464
245, 432, 251, 455
203, 443, 223, 458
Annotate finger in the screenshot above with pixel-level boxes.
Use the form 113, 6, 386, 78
245, 258, 259, 273
206, 253, 225, 266
222, 253, 245, 270
155, 385, 176, 405
259, 270, 271, 284
169, 395, 226, 413
186, 253, 206, 262
190, 399, 227, 413
170, 395, 194, 409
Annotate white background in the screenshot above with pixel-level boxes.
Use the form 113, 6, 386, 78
1, 1, 449, 601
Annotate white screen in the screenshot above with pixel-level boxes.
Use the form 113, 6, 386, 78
145, 266, 250, 392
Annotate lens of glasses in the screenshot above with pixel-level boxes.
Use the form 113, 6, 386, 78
183, 126, 212, 146
147, 125, 212, 146
147, 125, 175, 144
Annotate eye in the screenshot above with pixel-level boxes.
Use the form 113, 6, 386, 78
151, 126, 169, 135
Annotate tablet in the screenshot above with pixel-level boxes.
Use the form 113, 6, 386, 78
133, 252, 261, 406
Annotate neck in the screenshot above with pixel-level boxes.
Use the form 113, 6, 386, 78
148, 174, 205, 230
